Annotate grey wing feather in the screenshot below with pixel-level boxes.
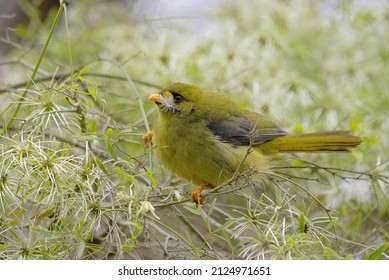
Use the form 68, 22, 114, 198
208, 115, 288, 146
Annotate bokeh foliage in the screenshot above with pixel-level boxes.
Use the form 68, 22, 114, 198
0, 0, 388, 259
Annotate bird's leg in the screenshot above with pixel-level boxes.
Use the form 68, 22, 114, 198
191, 184, 214, 204
142, 131, 154, 148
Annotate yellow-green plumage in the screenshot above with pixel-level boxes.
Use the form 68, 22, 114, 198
149, 83, 361, 193
256, 131, 362, 153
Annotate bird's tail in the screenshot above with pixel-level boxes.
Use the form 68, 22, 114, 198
257, 131, 362, 154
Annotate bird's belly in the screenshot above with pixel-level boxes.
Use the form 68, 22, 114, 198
155, 139, 269, 187
155, 138, 240, 186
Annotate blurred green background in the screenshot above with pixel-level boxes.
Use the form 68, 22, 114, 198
0, 0, 388, 259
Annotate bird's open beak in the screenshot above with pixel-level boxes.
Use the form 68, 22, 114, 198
148, 93, 162, 104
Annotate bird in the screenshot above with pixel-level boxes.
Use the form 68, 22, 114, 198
144, 82, 362, 204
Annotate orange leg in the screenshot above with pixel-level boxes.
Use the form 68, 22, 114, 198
191, 184, 215, 205
142, 131, 154, 148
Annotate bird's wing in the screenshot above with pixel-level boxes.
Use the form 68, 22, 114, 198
208, 113, 288, 146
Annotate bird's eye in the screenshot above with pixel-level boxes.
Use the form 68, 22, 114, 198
172, 92, 184, 103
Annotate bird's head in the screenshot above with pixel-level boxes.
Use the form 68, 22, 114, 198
149, 83, 217, 121
149, 83, 241, 125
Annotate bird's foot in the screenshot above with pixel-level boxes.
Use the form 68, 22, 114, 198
191, 184, 214, 205
142, 131, 154, 148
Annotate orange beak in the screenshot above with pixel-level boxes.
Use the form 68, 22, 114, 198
148, 93, 162, 103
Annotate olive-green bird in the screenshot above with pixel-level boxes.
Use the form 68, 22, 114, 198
144, 83, 362, 204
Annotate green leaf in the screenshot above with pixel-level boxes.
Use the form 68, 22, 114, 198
31, 207, 56, 219
365, 243, 389, 260
113, 167, 134, 183
88, 117, 97, 133
94, 157, 108, 175
183, 205, 202, 216
146, 170, 157, 189
106, 139, 117, 160
87, 83, 98, 101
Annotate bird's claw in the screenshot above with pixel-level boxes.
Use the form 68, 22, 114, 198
142, 131, 154, 148
190, 185, 214, 205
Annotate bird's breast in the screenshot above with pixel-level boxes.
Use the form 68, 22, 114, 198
153, 121, 239, 186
